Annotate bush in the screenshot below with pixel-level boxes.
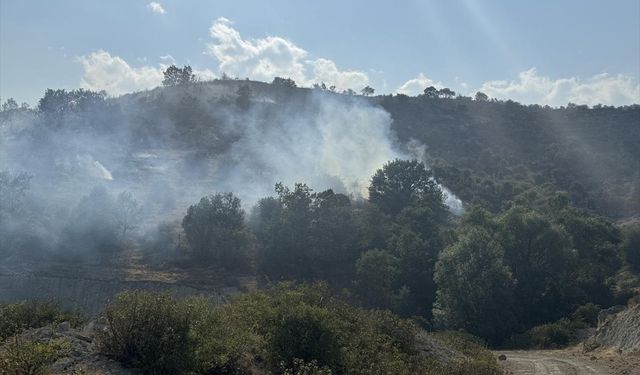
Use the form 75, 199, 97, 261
621, 224, 640, 273
571, 303, 600, 327
509, 319, 573, 349
97, 286, 499, 375
0, 338, 69, 375
267, 304, 343, 372
97, 291, 199, 374
0, 301, 84, 341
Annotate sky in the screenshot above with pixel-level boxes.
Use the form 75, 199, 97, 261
1, 0, 639, 107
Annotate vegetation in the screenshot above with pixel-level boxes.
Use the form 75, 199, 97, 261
0, 301, 84, 341
97, 286, 500, 375
182, 192, 250, 268
0, 338, 69, 375
1, 77, 639, 372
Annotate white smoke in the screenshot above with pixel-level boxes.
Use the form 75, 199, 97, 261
217, 93, 402, 201
406, 139, 464, 215
77, 154, 113, 180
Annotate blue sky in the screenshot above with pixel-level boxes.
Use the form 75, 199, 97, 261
1, 0, 639, 106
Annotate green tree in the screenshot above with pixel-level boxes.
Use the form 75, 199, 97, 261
433, 227, 516, 345
162, 65, 196, 86
497, 206, 579, 327
182, 193, 250, 267
438, 88, 456, 98
556, 206, 621, 304
256, 184, 360, 282
423, 86, 439, 98
368, 159, 443, 216
272, 77, 297, 88
475, 91, 489, 101
355, 249, 401, 309
387, 228, 439, 317
1, 98, 18, 112
361, 86, 375, 96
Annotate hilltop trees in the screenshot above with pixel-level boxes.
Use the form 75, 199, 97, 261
361, 86, 375, 96
422, 86, 456, 98
162, 65, 196, 86
272, 77, 297, 88
475, 91, 489, 101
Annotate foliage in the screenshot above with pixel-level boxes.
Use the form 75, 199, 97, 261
433, 226, 516, 345
96, 286, 498, 374
368, 159, 444, 216
508, 319, 573, 349
182, 193, 250, 268
621, 223, 640, 273
272, 77, 297, 88
0, 338, 70, 375
0, 301, 84, 341
571, 303, 600, 327
256, 184, 359, 282
97, 291, 198, 375
162, 65, 196, 86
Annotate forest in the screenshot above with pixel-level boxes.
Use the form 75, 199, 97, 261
1, 70, 639, 374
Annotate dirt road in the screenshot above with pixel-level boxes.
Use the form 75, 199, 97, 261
495, 350, 633, 375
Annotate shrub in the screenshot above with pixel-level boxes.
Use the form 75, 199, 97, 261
97, 291, 198, 374
267, 304, 344, 372
509, 319, 573, 349
621, 224, 640, 273
571, 303, 600, 327
0, 338, 69, 375
0, 301, 85, 341
96, 286, 499, 375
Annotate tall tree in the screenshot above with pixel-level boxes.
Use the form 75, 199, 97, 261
433, 227, 516, 345
182, 193, 250, 266
368, 159, 443, 216
162, 65, 196, 86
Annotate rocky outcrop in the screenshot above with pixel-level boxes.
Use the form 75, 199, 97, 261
12, 321, 138, 374
586, 304, 640, 354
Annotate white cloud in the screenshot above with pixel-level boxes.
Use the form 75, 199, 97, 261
77, 50, 216, 95
205, 17, 368, 90
77, 50, 164, 95
147, 2, 166, 14
311, 58, 369, 90
395, 73, 441, 96
480, 68, 640, 106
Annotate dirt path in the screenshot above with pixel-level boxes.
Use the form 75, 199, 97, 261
495, 350, 620, 375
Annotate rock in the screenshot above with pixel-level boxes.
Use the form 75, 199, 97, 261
58, 321, 70, 331
50, 357, 75, 372
588, 305, 640, 354
498, 354, 507, 361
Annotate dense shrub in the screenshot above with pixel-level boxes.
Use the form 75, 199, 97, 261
508, 319, 573, 349
97, 286, 500, 375
0, 301, 84, 341
97, 291, 198, 374
0, 338, 69, 375
571, 303, 600, 327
